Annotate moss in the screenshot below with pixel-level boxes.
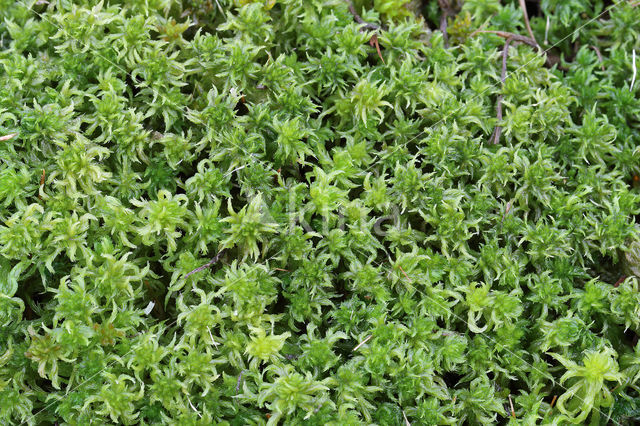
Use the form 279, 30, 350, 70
1, 0, 640, 424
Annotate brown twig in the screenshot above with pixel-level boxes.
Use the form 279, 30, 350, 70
344, 0, 380, 31
590, 45, 605, 71
518, 0, 538, 47
184, 250, 225, 279
610, 382, 623, 394
614, 275, 627, 287
344, 0, 386, 63
545, 395, 558, 417
398, 265, 412, 282
438, 0, 453, 48
474, 30, 538, 48
491, 38, 512, 145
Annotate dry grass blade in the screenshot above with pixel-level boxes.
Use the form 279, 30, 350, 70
0, 133, 17, 141
352, 334, 373, 352
631, 49, 637, 91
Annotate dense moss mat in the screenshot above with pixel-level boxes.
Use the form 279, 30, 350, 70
2, 0, 640, 424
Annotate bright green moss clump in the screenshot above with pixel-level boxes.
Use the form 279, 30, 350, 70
2, 0, 640, 424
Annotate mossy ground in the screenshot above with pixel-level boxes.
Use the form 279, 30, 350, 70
1, 0, 640, 424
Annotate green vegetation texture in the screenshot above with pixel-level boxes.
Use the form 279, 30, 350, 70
1, 0, 640, 424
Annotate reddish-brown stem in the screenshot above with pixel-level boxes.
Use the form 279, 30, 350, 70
438, 0, 452, 48
369, 34, 385, 64
344, 0, 380, 31
474, 30, 538, 48
518, 0, 538, 47
184, 250, 225, 279
398, 265, 412, 282
614, 275, 627, 287
545, 395, 558, 417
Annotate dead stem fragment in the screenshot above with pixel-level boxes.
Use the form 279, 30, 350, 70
184, 250, 225, 279
591, 45, 605, 70
474, 30, 537, 48
508, 394, 516, 418
344, 0, 380, 31
369, 34, 385, 63
437, 0, 456, 48
545, 395, 558, 417
353, 334, 373, 352
518, 0, 538, 47
0, 133, 17, 141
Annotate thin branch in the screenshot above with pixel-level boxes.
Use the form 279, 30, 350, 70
344, 0, 386, 63
518, 0, 538, 47
438, 0, 452, 48
590, 45, 605, 71
184, 250, 225, 279
398, 265, 412, 282
474, 30, 538, 48
344, 0, 380, 31
491, 38, 512, 145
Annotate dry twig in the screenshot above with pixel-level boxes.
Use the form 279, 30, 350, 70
437, 0, 454, 48
398, 265, 412, 282
518, 0, 538, 47
184, 250, 225, 279
545, 395, 558, 417
474, 30, 538, 48
344, 0, 380, 31
344, 0, 386, 63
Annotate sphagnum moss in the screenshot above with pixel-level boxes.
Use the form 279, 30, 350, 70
1, 0, 640, 424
